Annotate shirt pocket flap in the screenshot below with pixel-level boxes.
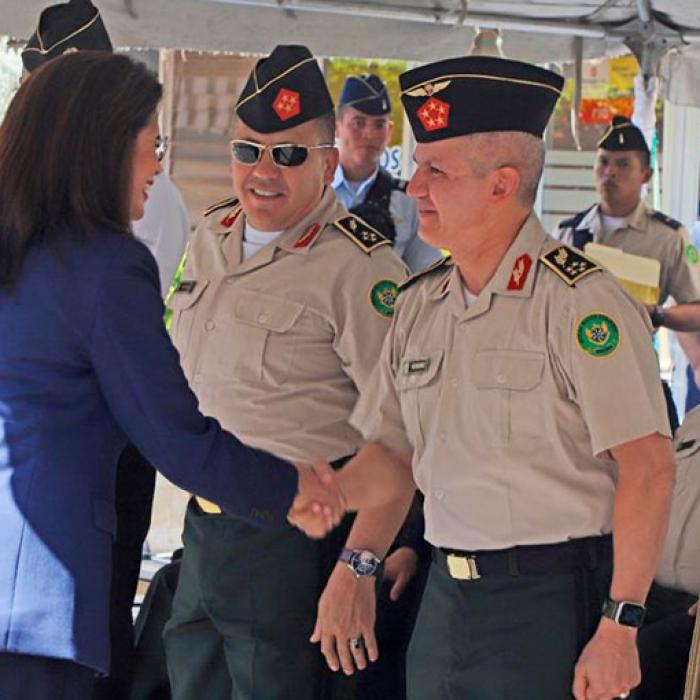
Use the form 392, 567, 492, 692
675, 437, 700, 460
166, 279, 209, 311
232, 290, 305, 333
396, 350, 444, 391
472, 350, 545, 391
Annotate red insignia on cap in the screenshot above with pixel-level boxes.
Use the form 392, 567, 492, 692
507, 254, 532, 291
417, 97, 450, 132
220, 208, 242, 229
273, 88, 301, 121
294, 223, 321, 249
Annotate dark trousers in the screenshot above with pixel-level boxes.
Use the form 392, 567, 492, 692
130, 557, 183, 700
164, 498, 354, 700
407, 538, 613, 700
0, 652, 96, 700
636, 582, 697, 700
662, 379, 680, 434
354, 555, 430, 700
93, 444, 156, 700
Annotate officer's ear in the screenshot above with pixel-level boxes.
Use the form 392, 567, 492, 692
386, 119, 394, 144
489, 166, 520, 203
321, 146, 340, 185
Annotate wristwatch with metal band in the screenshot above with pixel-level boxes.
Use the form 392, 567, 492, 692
339, 548, 381, 578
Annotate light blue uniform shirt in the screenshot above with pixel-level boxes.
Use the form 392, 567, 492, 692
332, 165, 441, 272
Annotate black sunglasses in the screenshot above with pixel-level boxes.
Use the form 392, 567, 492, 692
230, 139, 334, 168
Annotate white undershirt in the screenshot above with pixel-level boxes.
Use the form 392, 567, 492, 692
601, 214, 629, 237
242, 222, 283, 260
462, 281, 478, 307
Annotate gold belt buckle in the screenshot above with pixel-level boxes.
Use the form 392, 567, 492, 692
446, 553, 480, 580
195, 496, 223, 514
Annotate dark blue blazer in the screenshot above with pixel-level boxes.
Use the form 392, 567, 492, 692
0, 228, 297, 673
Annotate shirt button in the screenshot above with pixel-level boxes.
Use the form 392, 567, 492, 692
451, 378, 458, 387
439, 433, 447, 442
257, 313, 268, 324
434, 489, 445, 501
205, 320, 215, 331
496, 373, 507, 384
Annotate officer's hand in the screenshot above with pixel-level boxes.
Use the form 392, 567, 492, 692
310, 562, 378, 675
288, 461, 346, 538
572, 619, 640, 700
383, 547, 418, 601
689, 599, 698, 617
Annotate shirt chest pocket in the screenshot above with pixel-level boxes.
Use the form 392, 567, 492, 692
167, 280, 210, 358
471, 349, 545, 446
227, 290, 305, 385
395, 350, 444, 455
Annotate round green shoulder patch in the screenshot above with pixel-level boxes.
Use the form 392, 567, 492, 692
370, 280, 399, 318
686, 244, 699, 265
576, 313, 620, 358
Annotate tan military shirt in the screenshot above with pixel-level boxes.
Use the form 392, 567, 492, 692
554, 200, 700, 304
168, 187, 407, 463
354, 213, 671, 551
656, 406, 700, 595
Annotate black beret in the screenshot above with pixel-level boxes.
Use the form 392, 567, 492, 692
338, 74, 391, 116
235, 45, 334, 134
22, 0, 112, 73
597, 115, 650, 154
399, 55, 564, 143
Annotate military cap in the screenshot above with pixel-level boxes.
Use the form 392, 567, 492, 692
338, 73, 391, 116
22, 0, 112, 73
235, 45, 334, 134
399, 55, 564, 143
597, 115, 650, 154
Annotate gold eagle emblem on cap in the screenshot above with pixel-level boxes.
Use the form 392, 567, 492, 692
405, 80, 451, 98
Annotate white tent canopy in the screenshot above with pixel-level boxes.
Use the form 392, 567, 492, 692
1, 0, 700, 66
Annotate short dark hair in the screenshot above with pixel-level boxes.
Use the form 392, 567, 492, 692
313, 110, 336, 143
0, 51, 162, 290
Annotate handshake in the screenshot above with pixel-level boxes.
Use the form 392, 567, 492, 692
287, 443, 414, 538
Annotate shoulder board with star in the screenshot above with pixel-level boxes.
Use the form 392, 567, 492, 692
540, 246, 601, 286
651, 210, 683, 231
558, 205, 595, 230
203, 196, 240, 218
392, 178, 409, 193
333, 214, 391, 254
399, 255, 451, 292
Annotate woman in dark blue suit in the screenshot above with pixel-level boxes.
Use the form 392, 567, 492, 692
0, 52, 342, 699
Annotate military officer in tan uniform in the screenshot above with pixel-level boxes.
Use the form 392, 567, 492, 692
162, 45, 406, 700
299, 55, 677, 700
554, 116, 700, 431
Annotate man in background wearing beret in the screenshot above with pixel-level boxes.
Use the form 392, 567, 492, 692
300, 54, 676, 699
162, 45, 410, 700
555, 116, 700, 432
333, 73, 440, 272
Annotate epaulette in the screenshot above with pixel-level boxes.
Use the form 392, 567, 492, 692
558, 205, 595, 230
399, 255, 451, 292
203, 196, 240, 218
651, 210, 683, 231
392, 178, 409, 193
540, 246, 601, 286
333, 214, 391, 254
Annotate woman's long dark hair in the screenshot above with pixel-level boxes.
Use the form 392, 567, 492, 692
0, 51, 162, 290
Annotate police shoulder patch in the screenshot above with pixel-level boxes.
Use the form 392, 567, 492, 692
333, 214, 391, 254
540, 246, 601, 287
369, 279, 400, 318
651, 210, 682, 231
399, 255, 451, 292
576, 313, 620, 358
203, 196, 240, 218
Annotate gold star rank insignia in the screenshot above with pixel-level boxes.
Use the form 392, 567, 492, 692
540, 246, 601, 286
333, 215, 391, 254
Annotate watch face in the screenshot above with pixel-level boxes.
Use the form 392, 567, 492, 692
618, 604, 645, 627
350, 550, 379, 577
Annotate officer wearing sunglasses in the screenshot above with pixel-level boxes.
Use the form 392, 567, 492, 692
163, 45, 407, 700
